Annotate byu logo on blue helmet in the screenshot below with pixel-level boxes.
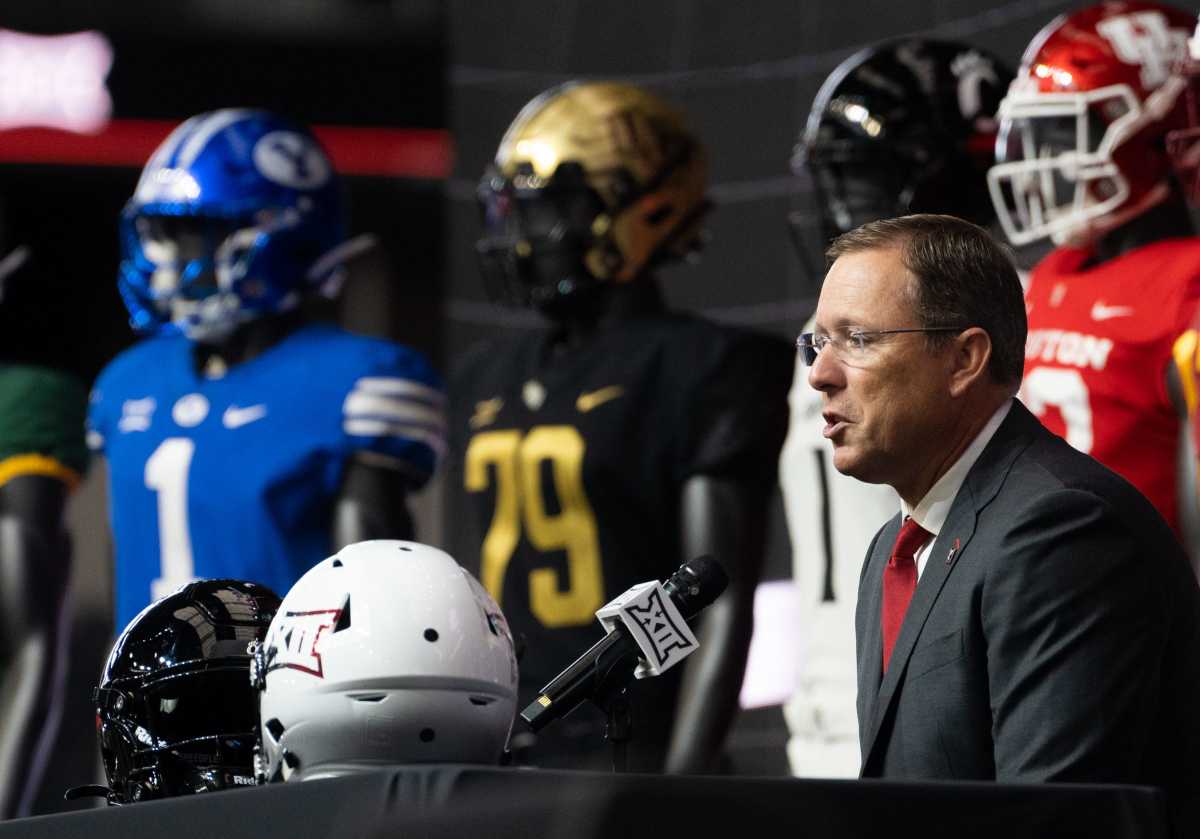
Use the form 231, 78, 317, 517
253, 131, 331, 190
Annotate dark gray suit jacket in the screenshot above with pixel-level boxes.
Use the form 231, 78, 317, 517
856, 400, 1200, 832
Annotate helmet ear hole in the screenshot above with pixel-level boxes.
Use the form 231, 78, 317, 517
264, 718, 285, 743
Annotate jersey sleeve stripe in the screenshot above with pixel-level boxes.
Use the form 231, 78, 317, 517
342, 392, 446, 429
343, 419, 447, 455
352, 377, 444, 404
0, 454, 81, 490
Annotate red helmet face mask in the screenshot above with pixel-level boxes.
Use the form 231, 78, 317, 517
988, 1, 1194, 247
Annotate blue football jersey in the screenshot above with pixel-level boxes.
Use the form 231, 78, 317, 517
88, 323, 444, 630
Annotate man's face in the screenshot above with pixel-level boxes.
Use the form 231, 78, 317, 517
808, 246, 955, 490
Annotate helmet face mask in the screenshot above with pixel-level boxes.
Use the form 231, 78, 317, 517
132, 214, 251, 341
805, 154, 921, 245
476, 161, 612, 313
97, 686, 259, 801
475, 81, 709, 315
989, 83, 1145, 246
987, 2, 1194, 248
94, 580, 280, 804
119, 109, 347, 342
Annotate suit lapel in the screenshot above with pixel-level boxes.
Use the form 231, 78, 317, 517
859, 400, 1040, 772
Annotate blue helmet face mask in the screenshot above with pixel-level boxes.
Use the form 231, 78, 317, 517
119, 109, 349, 342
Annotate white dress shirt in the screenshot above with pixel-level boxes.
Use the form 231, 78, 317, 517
900, 399, 1012, 578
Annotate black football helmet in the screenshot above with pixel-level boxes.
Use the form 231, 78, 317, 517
92, 579, 279, 804
475, 81, 709, 315
793, 39, 1014, 259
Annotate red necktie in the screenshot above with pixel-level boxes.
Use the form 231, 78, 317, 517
881, 517, 930, 673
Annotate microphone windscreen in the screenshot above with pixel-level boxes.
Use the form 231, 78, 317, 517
667, 555, 729, 617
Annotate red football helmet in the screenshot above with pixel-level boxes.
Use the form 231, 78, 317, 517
988, 1, 1194, 247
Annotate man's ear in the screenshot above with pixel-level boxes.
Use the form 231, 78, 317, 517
947, 327, 992, 398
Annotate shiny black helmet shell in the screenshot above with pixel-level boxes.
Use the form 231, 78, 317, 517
94, 579, 279, 804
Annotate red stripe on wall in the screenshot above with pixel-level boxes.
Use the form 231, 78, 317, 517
0, 119, 453, 179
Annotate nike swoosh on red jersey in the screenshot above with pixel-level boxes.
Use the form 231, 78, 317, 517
1090, 301, 1134, 321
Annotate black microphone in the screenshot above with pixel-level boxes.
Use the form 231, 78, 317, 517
519, 555, 728, 732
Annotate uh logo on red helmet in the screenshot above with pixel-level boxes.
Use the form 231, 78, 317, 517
988, 1, 1195, 247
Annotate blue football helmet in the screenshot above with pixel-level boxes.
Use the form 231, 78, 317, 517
119, 109, 348, 341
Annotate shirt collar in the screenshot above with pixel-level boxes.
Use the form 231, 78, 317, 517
900, 399, 1012, 537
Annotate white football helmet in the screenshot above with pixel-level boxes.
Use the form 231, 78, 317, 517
252, 540, 518, 781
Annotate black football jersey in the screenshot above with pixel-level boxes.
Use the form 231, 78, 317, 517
447, 302, 793, 768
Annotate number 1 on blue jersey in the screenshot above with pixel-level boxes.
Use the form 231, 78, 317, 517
144, 437, 198, 602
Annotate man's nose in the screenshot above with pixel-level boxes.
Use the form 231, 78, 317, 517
807, 343, 843, 392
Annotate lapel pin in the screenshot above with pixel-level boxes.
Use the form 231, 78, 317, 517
945, 538, 961, 566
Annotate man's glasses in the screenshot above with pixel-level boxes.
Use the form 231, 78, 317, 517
796, 327, 966, 366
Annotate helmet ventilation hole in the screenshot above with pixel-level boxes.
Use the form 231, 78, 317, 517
399, 545, 412, 552
419, 728, 435, 742
332, 558, 343, 568
469, 697, 493, 706
334, 598, 351, 632
265, 718, 285, 742
424, 628, 439, 642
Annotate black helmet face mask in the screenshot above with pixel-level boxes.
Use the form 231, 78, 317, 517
475, 161, 611, 315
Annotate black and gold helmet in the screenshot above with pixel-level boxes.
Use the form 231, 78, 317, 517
476, 81, 709, 312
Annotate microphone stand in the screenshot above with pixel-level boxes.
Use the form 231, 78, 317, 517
593, 653, 635, 773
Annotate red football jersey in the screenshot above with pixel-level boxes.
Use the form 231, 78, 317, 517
1022, 238, 1200, 536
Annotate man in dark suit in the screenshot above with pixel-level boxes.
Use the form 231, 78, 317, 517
798, 214, 1200, 833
